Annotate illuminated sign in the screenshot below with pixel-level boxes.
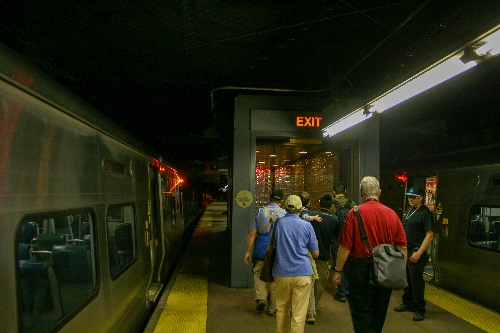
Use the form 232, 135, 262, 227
296, 116, 322, 128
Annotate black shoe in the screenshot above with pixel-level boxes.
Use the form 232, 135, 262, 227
255, 300, 266, 311
413, 312, 424, 321
334, 294, 346, 303
394, 304, 411, 312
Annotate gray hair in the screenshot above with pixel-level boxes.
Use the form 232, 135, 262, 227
359, 176, 380, 196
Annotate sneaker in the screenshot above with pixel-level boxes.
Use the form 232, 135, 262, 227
305, 314, 315, 325
255, 300, 266, 311
267, 311, 276, 316
413, 312, 424, 321
394, 304, 412, 312
334, 294, 346, 303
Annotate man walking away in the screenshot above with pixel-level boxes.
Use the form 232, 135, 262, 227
330, 182, 356, 303
305, 194, 340, 325
244, 189, 286, 315
271, 195, 319, 333
333, 176, 407, 333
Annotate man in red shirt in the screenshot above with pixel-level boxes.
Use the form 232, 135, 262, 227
332, 176, 407, 333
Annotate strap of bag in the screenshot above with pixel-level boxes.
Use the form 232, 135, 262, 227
333, 199, 341, 211
270, 219, 280, 247
353, 206, 372, 251
263, 207, 281, 233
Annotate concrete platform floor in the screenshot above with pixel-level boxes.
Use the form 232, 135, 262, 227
147, 202, 489, 333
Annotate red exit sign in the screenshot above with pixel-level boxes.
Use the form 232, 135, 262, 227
296, 116, 322, 128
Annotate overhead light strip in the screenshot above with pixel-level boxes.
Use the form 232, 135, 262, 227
322, 26, 500, 137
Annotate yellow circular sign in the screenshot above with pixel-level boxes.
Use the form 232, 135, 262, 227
235, 190, 253, 208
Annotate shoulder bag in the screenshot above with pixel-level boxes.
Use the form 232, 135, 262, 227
259, 218, 279, 282
353, 206, 408, 289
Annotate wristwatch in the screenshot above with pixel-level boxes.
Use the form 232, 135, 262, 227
334, 267, 342, 273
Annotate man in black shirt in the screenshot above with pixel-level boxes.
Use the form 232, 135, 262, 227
305, 194, 340, 324
394, 186, 434, 321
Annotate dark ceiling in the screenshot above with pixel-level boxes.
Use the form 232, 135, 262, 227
1, 0, 499, 169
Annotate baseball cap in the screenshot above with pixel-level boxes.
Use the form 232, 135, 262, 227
406, 186, 424, 197
270, 189, 284, 201
285, 195, 302, 211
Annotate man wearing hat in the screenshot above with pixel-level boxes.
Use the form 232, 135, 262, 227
268, 194, 319, 333
394, 185, 434, 321
244, 189, 286, 315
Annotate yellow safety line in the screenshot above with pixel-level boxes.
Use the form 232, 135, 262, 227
426, 282, 500, 333
154, 211, 212, 333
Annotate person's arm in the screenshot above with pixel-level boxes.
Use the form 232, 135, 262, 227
244, 229, 257, 265
300, 212, 322, 222
409, 230, 433, 263
397, 245, 408, 263
332, 245, 350, 285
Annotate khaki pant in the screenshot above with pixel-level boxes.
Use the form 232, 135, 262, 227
307, 259, 330, 315
274, 275, 312, 333
253, 260, 277, 313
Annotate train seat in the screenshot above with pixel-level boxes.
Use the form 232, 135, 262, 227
50, 245, 92, 283
21, 222, 39, 243
81, 222, 90, 236
19, 260, 63, 317
82, 234, 91, 246
115, 223, 133, 267
35, 233, 69, 252
19, 243, 34, 260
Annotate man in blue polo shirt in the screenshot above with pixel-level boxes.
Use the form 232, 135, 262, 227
244, 189, 286, 315
269, 194, 319, 333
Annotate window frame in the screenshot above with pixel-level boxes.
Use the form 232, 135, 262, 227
16, 208, 99, 333
106, 202, 138, 279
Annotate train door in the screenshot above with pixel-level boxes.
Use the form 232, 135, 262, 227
405, 175, 437, 282
148, 165, 162, 282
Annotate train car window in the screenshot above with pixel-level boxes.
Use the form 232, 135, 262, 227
107, 204, 137, 278
469, 205, 500, 251
102, 158, 125, 174
17, 210, 98, 333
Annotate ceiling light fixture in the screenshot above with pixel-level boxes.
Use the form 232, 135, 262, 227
322, 26, 500, 137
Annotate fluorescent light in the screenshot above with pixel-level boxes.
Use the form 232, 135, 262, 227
476, 29, 500, 56
323, 55, 476, 137
322, 26, 500, 137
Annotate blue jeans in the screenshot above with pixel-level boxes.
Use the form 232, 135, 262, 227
347, 258, 392, 333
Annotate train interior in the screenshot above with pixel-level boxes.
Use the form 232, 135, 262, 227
18, 212, 97, 332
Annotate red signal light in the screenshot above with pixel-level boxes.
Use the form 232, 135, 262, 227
397, 172, 408, 183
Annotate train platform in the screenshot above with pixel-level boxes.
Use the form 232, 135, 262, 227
144, 202, 500, 333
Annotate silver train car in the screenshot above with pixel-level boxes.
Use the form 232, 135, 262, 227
381, 163, 500, 313
0, 42, 199, 332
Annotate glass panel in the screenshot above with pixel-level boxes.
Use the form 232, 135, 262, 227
107, 204, 137, 277
17, 210, 97, 333
256, 150, 335, 210
469, 205, 500, 251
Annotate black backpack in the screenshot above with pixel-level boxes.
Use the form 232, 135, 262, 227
334, 199, 353, 227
